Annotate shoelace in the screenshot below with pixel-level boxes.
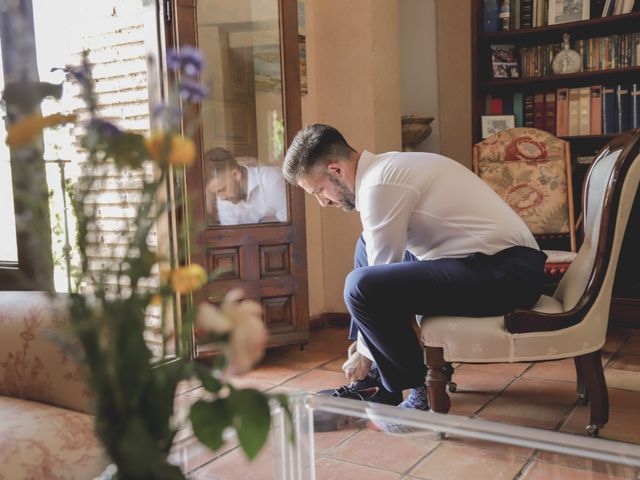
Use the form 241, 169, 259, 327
332, 385, 376, 400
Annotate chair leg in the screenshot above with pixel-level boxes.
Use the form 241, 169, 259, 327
573, 357, 588, 405
575, 350, 609, 436
443, 362, 457, 392
425, 346, 451, 413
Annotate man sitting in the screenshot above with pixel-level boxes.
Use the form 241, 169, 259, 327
282, 124, 546, 412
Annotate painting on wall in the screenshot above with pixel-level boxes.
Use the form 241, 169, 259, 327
253, 0, 307, 94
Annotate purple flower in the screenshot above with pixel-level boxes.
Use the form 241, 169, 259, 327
166, 46, 205, 76
179, 79, 209, 103
152, 103, 182, 128
180, 46, 204, 76
166, 49, 182, 72
52, 64, 90, 84
89, 118, 122, 138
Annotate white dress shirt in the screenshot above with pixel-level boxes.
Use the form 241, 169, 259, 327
217, 165, 288, 225
355, 150, 539, 265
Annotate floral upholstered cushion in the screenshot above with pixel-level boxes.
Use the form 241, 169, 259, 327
475, 128, 571, 236
0, 292, 92, 414
0, 396, 107, 480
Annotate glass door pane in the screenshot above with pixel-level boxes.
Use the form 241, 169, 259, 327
197, 0, 289, 226
0, 36, 19, 266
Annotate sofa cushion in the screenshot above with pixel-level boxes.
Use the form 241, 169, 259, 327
0, 396, 107, 480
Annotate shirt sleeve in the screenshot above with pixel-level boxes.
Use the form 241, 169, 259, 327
216, 198, 235, 225
359, 183, 419, 265
264, 168, 288, 222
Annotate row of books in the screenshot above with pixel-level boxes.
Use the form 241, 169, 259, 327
484, 0, 640, 33
517, 32, 640, 77
485, 84, 640, 136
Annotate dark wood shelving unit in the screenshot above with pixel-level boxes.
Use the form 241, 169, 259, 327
483, 66, 640, 91
481, 11, 640, 43
471, 1, 640, 327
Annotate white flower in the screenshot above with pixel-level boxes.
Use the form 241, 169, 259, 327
223, 292, 267, 376
196, 288, 267, 375
196, 302, 232, 335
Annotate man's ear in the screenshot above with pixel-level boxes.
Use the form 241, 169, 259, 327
326, 162, 344, 178
231, 168, 242, 180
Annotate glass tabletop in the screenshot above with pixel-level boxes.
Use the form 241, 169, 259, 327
266, 393, 640, 480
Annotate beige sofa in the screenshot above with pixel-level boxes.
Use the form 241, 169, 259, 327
0, 291, 108, 479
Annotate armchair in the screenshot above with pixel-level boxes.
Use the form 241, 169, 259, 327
0, 291, 107, 479
421, 130, 640, 437
473, 127, 577, 282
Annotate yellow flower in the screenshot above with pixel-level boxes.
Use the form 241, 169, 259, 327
6, 113, 76, 147
149, 294, 163, 306
146, 133, 196, 167
170, 264, 207, 294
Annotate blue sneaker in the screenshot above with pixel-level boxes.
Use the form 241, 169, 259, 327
367, 385, 430, 434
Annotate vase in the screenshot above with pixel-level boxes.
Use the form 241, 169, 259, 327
401, 115, 434, 152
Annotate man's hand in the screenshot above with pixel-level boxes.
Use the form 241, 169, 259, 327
342, 341, 372, 382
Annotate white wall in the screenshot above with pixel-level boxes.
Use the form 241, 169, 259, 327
301, 0, 402, 316
399, 0, 440, 153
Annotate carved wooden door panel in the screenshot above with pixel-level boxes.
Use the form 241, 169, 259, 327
169, 0, 308, 354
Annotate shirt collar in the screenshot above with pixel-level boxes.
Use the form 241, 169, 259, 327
354, 150, 377, 211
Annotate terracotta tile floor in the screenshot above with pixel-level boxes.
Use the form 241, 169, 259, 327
174, 324, 640, 479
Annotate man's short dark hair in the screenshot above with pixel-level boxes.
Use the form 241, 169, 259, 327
282, 124, 356, 185
204, 147, 240, 175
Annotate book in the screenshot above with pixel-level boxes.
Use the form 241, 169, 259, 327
513, 92, 524, 127
556, 88, 570, 136
513, 0, 521, 29
590, 0, 607, 17
503, 94, 514, 114
523, 93, 535, 127
621, 0, 635, 12
590, 85, 603, 134
499, 0, 511, 31
484, 0, 500, 32
520, 0, 534, 27
578, 87, 591, 135
568, 88, 581, 135
491, 97, 504, 114
545, 90, 557, 134
602, 85, 616, 133
615, 84, 630, 132
534, 91, 546, 130
631, 83, 640, 129
613, 0, 625, 14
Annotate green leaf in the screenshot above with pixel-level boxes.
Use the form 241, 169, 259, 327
108, 132, 148, 168
113, 415, 165, 478
193, 363, 222, 393
190, 399, 231, 451
229, 389, 271, 460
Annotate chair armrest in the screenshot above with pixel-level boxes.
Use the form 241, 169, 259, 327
504, 306, 584, 334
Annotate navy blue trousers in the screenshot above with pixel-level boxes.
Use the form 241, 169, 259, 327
344, 235, 547, 393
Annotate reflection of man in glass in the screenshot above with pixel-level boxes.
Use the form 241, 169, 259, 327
205, 147, 288, 225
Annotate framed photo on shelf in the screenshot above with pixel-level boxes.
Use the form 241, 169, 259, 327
481, 115, 515, 138
548, 0, 590, 25
490, 44, 519, 79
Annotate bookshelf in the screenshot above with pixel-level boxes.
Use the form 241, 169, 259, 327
472, 1, 640, 326
472, 5, 640, 152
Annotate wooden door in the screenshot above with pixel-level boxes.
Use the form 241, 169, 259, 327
168, 0, 308, 354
